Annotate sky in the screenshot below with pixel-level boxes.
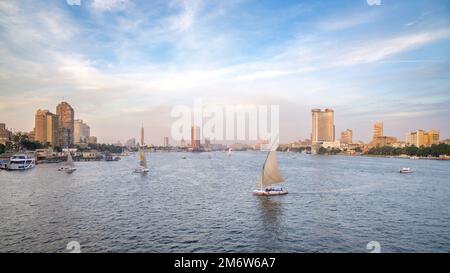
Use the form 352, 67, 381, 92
0, 0, 450, 145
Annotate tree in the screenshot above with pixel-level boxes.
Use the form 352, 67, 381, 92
318, 147, 327, 155
0, 143, 5, 154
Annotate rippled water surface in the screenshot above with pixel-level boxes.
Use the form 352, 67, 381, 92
1, 152, 449, 252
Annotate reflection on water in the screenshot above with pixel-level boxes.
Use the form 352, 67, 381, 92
1, 152, 450, 252
257, 197, 284, 246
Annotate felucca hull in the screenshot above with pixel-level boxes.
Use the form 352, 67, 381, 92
253, 190, 288, 196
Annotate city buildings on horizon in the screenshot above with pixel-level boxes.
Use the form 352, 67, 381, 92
74, 120, 90, 145
340, 129, 353, 145
406, 130, 440, 148
372, 122, 384, 145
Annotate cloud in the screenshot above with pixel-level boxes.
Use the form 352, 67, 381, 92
90, 0, 131, 12
336, 29, 450, 65
319, 11, 377, 31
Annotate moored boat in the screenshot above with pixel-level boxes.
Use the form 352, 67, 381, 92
7, 154, 35, 170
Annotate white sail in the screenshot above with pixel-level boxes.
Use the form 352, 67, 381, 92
139, 148, 148, 168
65, 151, 74, 167
257, 150, 284, 188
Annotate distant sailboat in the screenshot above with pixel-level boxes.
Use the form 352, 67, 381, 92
58, 151, 76, 174
134, 147, 149, 173
227, 148, 232, 156
253, 150, 288, 196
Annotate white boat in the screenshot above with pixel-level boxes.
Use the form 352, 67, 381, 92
7, 154, 35, 170
227, 148, 232, 156
400, 167, 413, 173
134, 147, 149, 173
58, 151, 76, 174
253, 150, 288, 196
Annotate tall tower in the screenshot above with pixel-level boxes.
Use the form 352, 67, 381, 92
372, 122, 383, 144
56, 101, 75, 148
311, 109, 335, 143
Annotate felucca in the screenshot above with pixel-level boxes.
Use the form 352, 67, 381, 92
58, 150, 76, 174
253, 150, 288, 196
134, 147, 149, 173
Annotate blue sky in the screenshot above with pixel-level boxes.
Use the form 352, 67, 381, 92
0, 0, 450, 144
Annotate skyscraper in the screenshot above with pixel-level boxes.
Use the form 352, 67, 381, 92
35, 109, 49, 144
340, 129, 353, 144
191, 125, 201, 149
311, 109, 335, 143
163, 137, 169, 147
46, 112, 59, 147
56, 102, 75, 148
74, 120, 90, 144
35, 109, 59, 147
372, 122, 383, 144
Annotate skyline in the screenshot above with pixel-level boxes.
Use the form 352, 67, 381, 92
1, 0, 450, 144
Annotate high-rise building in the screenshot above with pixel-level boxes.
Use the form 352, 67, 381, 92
340, 129, 353, 144
35, 110, 59, 147
372, 122, 383, 144
427, 130, 440, 146
311, 109, 334, 143
406, 130, 440, 147
74, 120, 90, 144
0, 123, 12, 145
163, 137, 169, 147
191, 125, 201, 149
35, 109, 49, 143
46, 112, 59, 147
56, 102, 74, 148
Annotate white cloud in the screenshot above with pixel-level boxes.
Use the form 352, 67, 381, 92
90, 0, 131, 12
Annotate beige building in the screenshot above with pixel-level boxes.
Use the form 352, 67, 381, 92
406, 130, 440, 147
74, 120, 90, 144
311, 109, 335, 143
35, 110, 59, 147
372, 122, 383, 144
340, 129, 353, 144
56, 102, 75, 148
191, 126, 201, 149
0, 123, 12, 145
373, 136, 397, 147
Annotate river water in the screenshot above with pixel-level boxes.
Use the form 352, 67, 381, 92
0, 152, 449, 252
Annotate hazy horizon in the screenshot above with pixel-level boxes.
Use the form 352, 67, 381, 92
1, 0, 450, 145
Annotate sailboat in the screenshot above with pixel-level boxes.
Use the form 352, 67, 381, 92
253, 150, 288, 196
134, 147, 149, 173
227, 148, 232, 156
58, 151, 76, 174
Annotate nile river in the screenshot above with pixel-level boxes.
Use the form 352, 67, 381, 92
0, 152, 449, 252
